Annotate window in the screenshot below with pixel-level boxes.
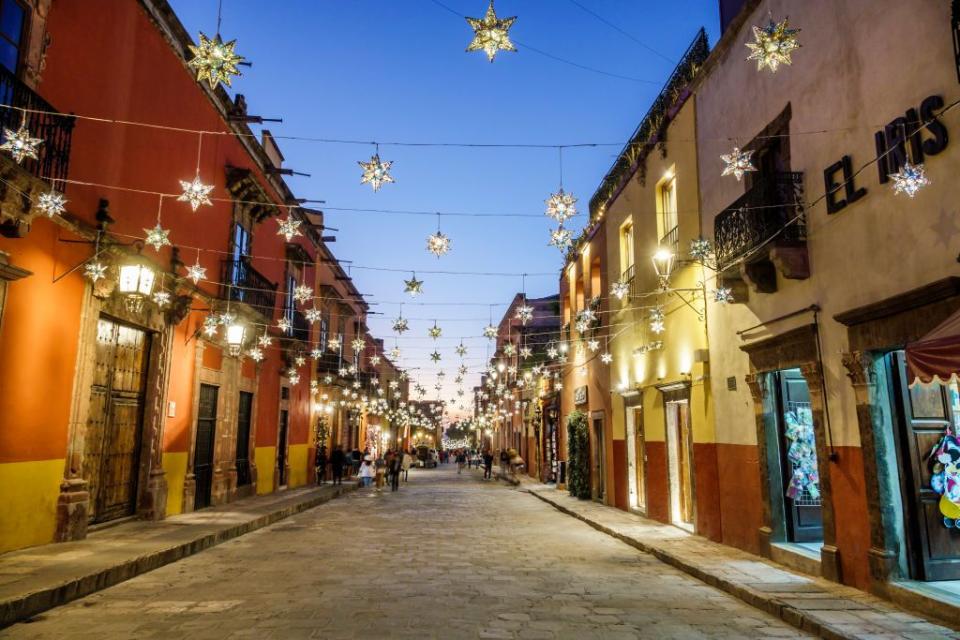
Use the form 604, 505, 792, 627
657, 170, 678, 248
230, 221, 253, 289
283, 273, 296, 336
0, 1, 25, 75
620, 218, 635, 279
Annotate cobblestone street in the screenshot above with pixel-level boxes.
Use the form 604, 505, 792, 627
1, 465, 814, 640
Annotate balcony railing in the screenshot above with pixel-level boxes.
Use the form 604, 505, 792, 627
657, 224, 679, 254
714, 172, 805, 270
220, 258, 278, 317
0, 65, 74, 188
316, 351, 341, 375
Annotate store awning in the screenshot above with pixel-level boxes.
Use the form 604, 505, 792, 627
906, 307, 960, 385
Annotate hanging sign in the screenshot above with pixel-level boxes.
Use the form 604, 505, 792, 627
574, 385, 588, 406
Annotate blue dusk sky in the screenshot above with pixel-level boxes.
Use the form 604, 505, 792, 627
169, 0, 720, 416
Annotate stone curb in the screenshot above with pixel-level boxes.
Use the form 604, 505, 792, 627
0, 484, 356, 628
527, 489, 919, 640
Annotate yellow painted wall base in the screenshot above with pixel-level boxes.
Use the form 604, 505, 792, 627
0, 459, 64, 554
288, 444, 308, 488
255, 446, 276, 495
161, 451, 188, 517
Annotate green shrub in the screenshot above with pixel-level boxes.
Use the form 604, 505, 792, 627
566, 410, 590, 499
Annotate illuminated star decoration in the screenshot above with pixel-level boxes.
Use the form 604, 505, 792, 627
549, 226, 573, 251
293, 284, 313, 304
277, 216, 303, 241
650, 307, 666, 334
359, 153, 394, 191
247, 347, 264, 362
545, 189, 577, 223
458, 364, 468, 376
218, 311, 236, 326
515, 304, 534, 325
720, 147, 755, 181
258, 333, 273, 348
430, 351, 442, 363
600, 352, 613, 365
587, 339, 600, 352
328, 336, 342, 351
305, 308, 322, 323
520, 346, 532, 359
144, 223, 171, 251
351, 337, 366, 353
690, 237, 712, 262
392, 316, 410, 334
404, 274, 424, 297
428, 323, 443, 340
714, 287, 734, 303
188, 32, 244, 88
178, 176, 214, 211
311, 347, 323, 359
889, 161, 930, 198
0, 122, 42, 163
611, 281, 629, 301
503, 343, 516, 357
547, 345, 559, 359
745, 19, 801, 73
186, 260, 207, 284
390, 346, 402, 359
153, 290, 171, 308
426, 231, 451, 258
370, 355, 381, 366
83, 261, 107, 283
37, 191, 67, 217
203, 316, 219, 337
277, 317, 292, 332
483, 324, 498, 340
465, 0, 517, 62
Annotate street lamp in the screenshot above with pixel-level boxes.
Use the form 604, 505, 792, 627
226, 321, 246, 356
117, 252, 156, 313
652, 247, 675, 291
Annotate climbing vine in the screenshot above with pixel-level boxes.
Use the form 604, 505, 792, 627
566, 410, 590, 500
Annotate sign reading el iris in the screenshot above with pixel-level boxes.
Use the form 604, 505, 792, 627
824, 95, 949, 214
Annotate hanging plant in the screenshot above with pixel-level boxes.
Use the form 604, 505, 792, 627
566, 410, 590, 500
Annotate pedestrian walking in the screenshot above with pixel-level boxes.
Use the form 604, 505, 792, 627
389, 451, 402, 492
358, 458, 375, 487
331, 445, 345, 485
456, 449, 466, 474
483, 450, 494, 480
401, 449, 413, 481
315, 445, 327, 485
351, 448, 362, 477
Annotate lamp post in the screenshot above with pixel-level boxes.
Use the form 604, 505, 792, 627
652, 247, 675, 292
225, 320, 246, 356
117, 251, 156, 313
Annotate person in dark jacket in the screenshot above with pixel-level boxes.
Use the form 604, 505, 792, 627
331, 446, 346, 485
315, 446, 328, 485
351, 448, 362, 476
483, 450, 494, 480
389, 451, 402, 492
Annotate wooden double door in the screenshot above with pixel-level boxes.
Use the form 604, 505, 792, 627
82, 317, 151, 524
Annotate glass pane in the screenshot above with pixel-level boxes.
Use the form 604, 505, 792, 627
1, 2, 24, 44
909, 383, 946, 419
0, 40, 17, 73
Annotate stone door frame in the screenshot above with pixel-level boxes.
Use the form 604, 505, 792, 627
741, 323, 842, 582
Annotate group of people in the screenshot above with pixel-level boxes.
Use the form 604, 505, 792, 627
314, 445, 415, 493
443, 447, 505, 480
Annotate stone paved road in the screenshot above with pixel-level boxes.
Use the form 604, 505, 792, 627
2, 465, 811, 639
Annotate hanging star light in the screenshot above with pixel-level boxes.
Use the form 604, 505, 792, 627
745, 18, 801, 73
390, 346, 402, 359
0, 121, 41, 163
153, 290, 171, 308
83, 261, 108, 283
188, 32, 244, 88
426, 231, 451, 258
351, 337, 366, 353
430, 350, 442, 363
503, 343, 516, 357
203, 315, 219, 337
483, 324, 498, 340
458, 364, 469, 376
650, 307, 666, 334
610, 280, 630, 301
455, 342, 468, 357
36, 191, 67, 217
277, 316, 292, 332
305, 307, 322, 323
404, 274, 424, 297
545, 189, 577, 223
690, 237, 713, 262
294, 354, 307, 367
547, 345, 559, 359
392, 316, 409, 334
515, 304, 534, 325
359, 153, 394, 191
185, 260, 207, 284
520, 346, 532, 360
218, 310, 236, 326
338, 367, 349, 377
889, 161, 930, 198
720, 147, 756, 181
257, 333, 272, 348
465, 0, 517, 62
293, 284, 313, 304
310, 346, 323, 359
178, 176, 214, 211
247, 347, 264, 363
370, 355, 381, 366
600, 352, 613, 365
428, 323, 443, 339
144, 223, 171, 251
549, 226, 573, 251
277, 216, 303, 241
587, 339, 600, 352
328, 335, 342, 351
323, 374, 334, 385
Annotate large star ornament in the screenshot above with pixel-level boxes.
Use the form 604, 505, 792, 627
178, 175, 214, 211
188, 32, 244, 88
427, 231, 451, 258
721, 147, 755, 181
466, 1, 517, 62
0, 122, 41, 164
37, 191, 67, 217
144, 223, 171, 251
889, 161, 930, 198
359, 154, 394, 191
745, 19, 801, 73
549, 226, 573, 251
545, 189, 577, 223
277, 216, 303, 241
185, 260, 207, 284
404, 274, 424, 297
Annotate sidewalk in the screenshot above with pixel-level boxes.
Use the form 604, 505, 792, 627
524, 482, 960, 640
0, 482, 355, 628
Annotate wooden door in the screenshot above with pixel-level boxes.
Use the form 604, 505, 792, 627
775, 369, 823, 543
632, 407, 647, 510
235, 391, 253, 487
193, 384, 218, 510
592, 416, 605, 501
675, 403, 694, 525
892, 353, 960, 581
277, 409, 289, 486
82, 318, 150, 523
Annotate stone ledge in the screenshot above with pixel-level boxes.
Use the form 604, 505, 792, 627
527, 488, 959, 640
0, 483, 356, 628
